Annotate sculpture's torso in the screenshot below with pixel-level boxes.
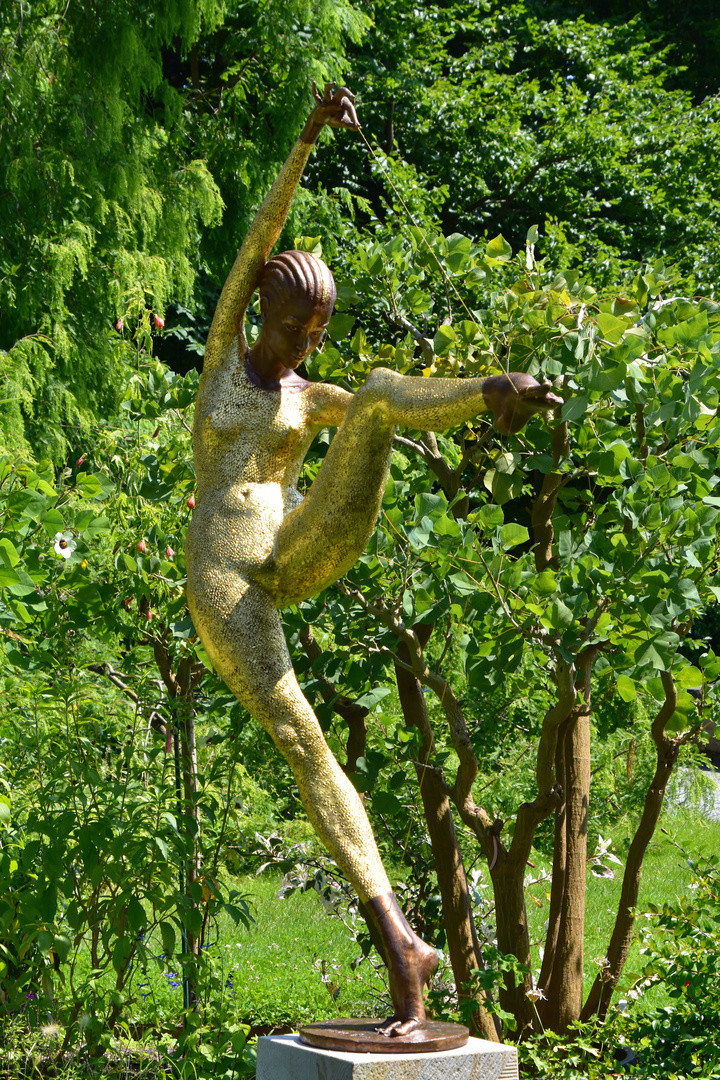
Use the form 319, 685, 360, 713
186, 341, 347, 581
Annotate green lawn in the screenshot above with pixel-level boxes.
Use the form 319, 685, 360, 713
118, 803, 720, 1036
523, 807, 720, 1012
119, 873, 388, 1035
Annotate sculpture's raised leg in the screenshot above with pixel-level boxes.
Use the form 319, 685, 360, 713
260, 366, 496, 606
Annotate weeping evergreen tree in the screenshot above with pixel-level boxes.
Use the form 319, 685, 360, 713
0, 0, 368, 460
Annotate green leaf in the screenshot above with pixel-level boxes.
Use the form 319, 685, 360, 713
484, 470, 524, 505
658, 310, 708, 348
40, 508, 64, 537
562, 395, 589, 423
406, 517, 433, 550
616, 674, 636, 702
82, 516, 111, 540
446, 233, 472, 272
433, 325, 456, 356
499, 523, 529, 548
673, 665, 702, 690
328, 313, 355, 340
596, 312, 628, 343
470, 504, 504, 529
159, 920, 176, 958
0, 565, 22, 588
486, 234, 513, 261
127, 895, 146, 932
171, 615, 196, 639
0, 538, 20, 568
587, 361, 626, 391
294, 235, 322, 256
535, 570, 557, 596
355, 687, 392, 709
76, 472, 114, 501
53, 934, 72, 963
415, 491, 447, 518
548, 600, 574, 629
372, 790, 403, 816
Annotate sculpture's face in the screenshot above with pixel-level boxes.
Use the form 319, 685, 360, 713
260, 293, 334, 370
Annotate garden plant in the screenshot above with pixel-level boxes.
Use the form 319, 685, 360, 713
1, 0, 719, 1075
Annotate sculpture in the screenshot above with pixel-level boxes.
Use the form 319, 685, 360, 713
185, 83, 562, 1040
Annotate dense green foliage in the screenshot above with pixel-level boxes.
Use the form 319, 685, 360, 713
2, 0, 720, 1073
3, 0, 720, 460
314, 0, 720, 292
0, 0, 367, 458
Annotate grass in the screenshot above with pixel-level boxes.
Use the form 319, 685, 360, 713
198, 874, 388, 1029
107, 871, 389, 1036
522, 805, 720, 1011
5, 791, 719, 1077
122, 800, 720, 1035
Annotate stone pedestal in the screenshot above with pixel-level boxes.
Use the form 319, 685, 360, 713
256, 1033, 519, 1080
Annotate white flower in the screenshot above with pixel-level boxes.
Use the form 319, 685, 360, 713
53, 532, 76, 560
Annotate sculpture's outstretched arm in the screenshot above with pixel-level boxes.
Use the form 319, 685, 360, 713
203, 83, 360, 375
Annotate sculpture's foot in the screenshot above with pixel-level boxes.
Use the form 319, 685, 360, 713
366, 892, 439, 1038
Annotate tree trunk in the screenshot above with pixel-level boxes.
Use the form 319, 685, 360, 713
537, 721, 568, 1002
491, 865, 534, 1031
394, 632, 499, 1042
541, 706, 593, 1028
581, 673, 680, 1020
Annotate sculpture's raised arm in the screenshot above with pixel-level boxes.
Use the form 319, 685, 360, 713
203, 83, 361, 375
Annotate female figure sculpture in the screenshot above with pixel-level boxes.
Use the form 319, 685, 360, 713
185, 84, 561, 1036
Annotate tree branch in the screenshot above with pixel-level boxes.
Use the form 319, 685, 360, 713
298, 625, 369, 772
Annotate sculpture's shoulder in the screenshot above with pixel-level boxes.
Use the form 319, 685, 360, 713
195, 343, 252, 436
303, 381, 353, 427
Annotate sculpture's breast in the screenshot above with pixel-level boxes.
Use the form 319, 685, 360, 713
188, 362, 317, 582
196, 363, 314, 487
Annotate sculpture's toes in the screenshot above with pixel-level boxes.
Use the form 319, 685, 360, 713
375, 1016, 425, 1038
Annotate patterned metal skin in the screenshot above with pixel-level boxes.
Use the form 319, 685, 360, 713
186, 87, 560, 938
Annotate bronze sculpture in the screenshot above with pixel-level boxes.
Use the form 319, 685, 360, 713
185, 83, 561, 1040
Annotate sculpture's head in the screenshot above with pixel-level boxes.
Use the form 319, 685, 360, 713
257, 250, 336, 370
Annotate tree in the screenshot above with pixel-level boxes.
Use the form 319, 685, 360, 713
288, 217, 720, 1035
0, 0, 368, 459
311, 0, 720, 295
3, 0, 720, 1059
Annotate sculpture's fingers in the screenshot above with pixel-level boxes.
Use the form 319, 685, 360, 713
324, 93, 361, 129
339, 97, 361, 128
312, 80, 323, 106
323, 80, 336, 104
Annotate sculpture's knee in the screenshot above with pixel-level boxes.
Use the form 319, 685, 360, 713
355, 366, 399, 414
271, 717, 314, 771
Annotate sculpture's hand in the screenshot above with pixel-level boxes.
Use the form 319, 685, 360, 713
483, 372, 564, 435
311, 80, 361, 131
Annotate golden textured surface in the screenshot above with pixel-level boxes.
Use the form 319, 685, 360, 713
185, 131, 498, 904
203, 137, 315, 374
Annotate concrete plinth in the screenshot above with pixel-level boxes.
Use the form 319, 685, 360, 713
256, 1033, 519, 1080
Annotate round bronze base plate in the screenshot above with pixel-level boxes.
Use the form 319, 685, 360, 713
299, 1018, 470, 1054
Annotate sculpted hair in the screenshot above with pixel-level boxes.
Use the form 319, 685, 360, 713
259, 250, 336, 311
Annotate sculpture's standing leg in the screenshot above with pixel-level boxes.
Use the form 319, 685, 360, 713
186, 571, 438, 1033
188, 574, 391, 901
263, 366, 495, 605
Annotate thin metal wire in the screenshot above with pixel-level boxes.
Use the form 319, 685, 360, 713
357, 128, 478, 325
